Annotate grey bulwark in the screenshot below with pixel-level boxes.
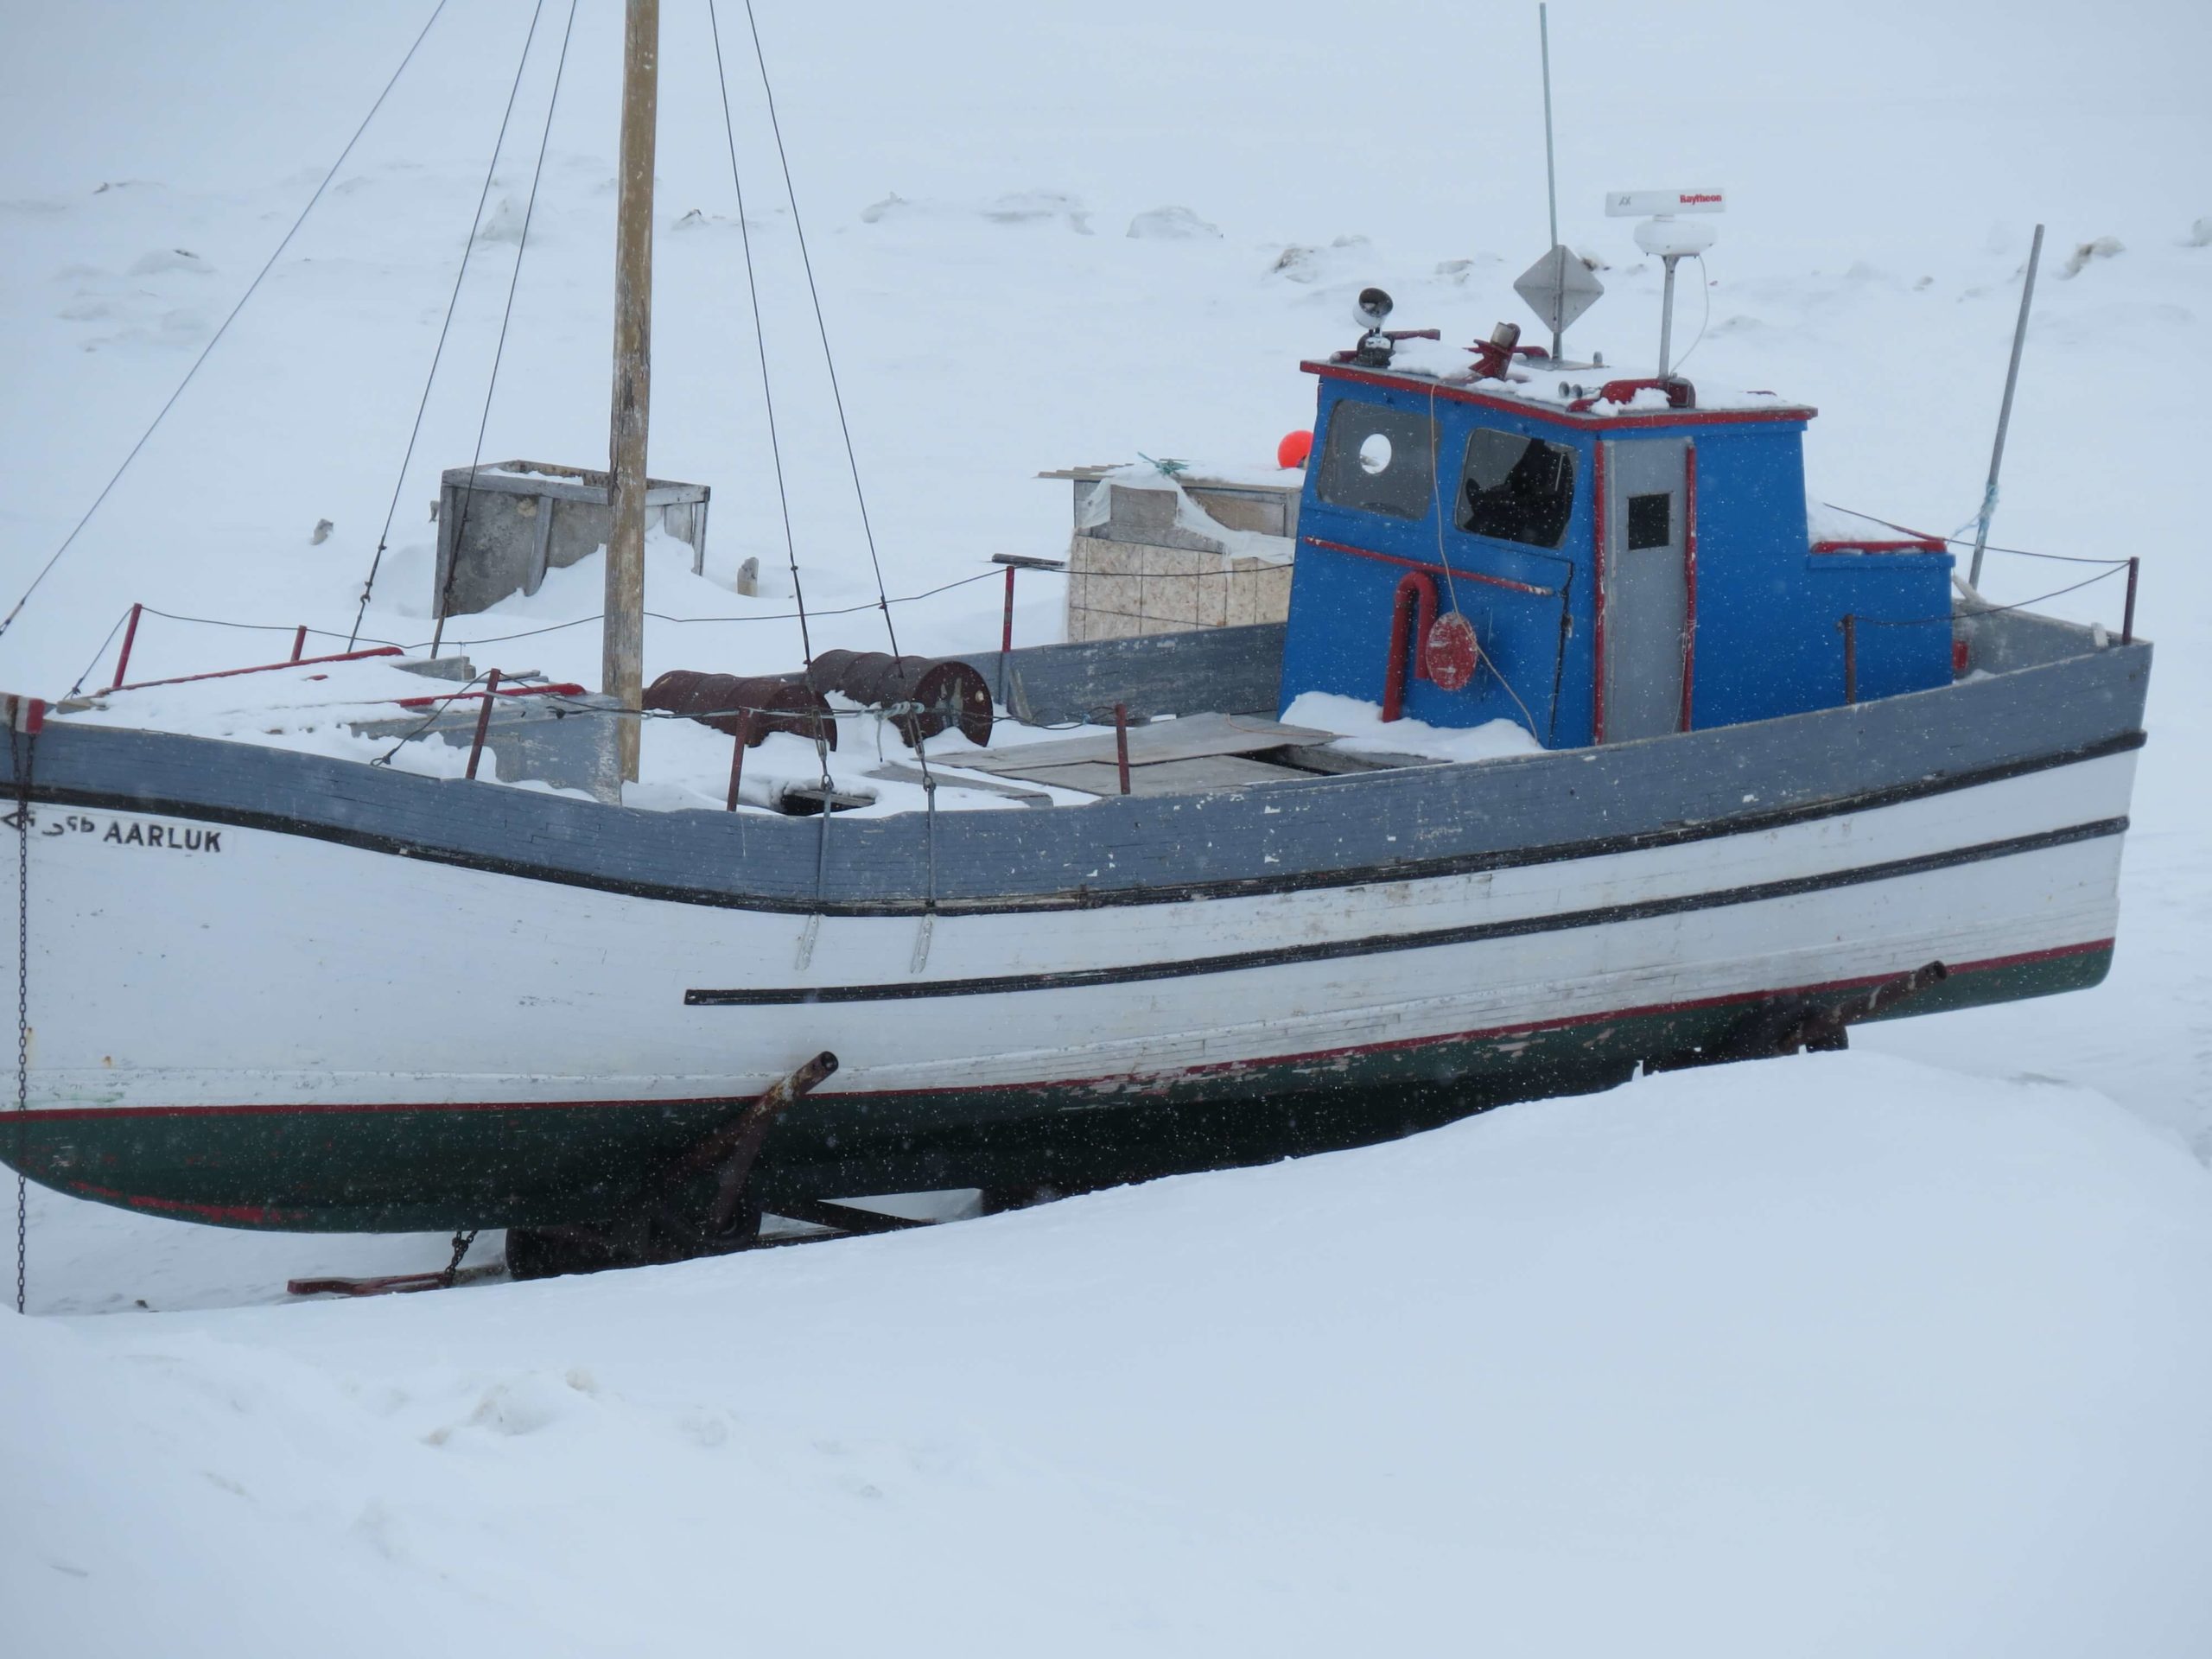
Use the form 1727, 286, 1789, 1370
4, 613, 2150, 918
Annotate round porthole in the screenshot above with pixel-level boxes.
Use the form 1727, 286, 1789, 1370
1358, 432, 1393, 474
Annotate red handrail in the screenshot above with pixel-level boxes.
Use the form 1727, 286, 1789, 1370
1382, 571, 1439, 721
116, 645, 404, 692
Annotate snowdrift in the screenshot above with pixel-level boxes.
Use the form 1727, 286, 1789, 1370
7, 1052, 2210, 1657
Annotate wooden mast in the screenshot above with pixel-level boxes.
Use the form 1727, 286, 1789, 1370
605, 0, 659, 783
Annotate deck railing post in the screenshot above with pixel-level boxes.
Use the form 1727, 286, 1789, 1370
109, 602, 143, 690
725, 715, 754, 811
1841, 613, 1858, 705
2122, 557, 2139, 646
1114, 702, 1132, 795
465, 668, 502, 779
289, 625, 308, 663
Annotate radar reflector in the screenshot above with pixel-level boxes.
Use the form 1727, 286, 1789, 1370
1514, 245, 1605, 340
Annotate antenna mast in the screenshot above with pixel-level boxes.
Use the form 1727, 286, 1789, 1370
606, 0, 659, 784
1539, 4, 1563, 362
1967, 223, 2044, 589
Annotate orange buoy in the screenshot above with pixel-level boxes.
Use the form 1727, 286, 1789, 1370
1276, 429, 1313, 469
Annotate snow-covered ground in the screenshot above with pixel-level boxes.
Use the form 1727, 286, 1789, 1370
3, 2, 2209, 1649
10, 1054, 2212, 1657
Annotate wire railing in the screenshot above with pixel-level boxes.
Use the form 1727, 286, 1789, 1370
64, 566, 1027, 700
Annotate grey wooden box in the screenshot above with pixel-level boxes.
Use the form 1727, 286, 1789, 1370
431, 460, 711, 619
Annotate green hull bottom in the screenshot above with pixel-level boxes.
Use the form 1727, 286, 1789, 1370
5, 947, 2110, 1234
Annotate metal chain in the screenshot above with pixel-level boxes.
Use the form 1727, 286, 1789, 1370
439, 1228, 478, 1289
12, 721, 33, 1314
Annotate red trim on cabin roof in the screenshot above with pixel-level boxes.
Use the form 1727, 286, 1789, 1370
1300, 536, 1554, 596
14, 939, 2115, 1127
1808, 537, 1948, 556
1305, 361, 1818, 430
1682, 443, 1699, 734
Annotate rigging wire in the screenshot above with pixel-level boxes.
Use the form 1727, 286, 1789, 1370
0, 0, 454, 649
723, 0, 939, 910
429, 0, 579, 657
61, 569, 1014, 693
1817, 504, 2129, 567
1855, 562, 2126, 629
728, 0, 903, 662
353, 0, 553, 652
65, 607, 134, 700
706, 0, 814, 667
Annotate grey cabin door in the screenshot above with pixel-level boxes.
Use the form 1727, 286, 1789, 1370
1599, 437, 1692, 741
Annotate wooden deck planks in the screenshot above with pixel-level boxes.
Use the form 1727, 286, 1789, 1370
1008, 754, 1320, 798
953, 711, 1338, 776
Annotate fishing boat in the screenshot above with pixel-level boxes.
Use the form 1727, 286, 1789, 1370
0, 9, 2150, 1276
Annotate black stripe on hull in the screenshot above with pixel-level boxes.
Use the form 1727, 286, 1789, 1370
684, 817, 2129, 1005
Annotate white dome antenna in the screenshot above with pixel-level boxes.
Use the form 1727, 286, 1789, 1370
1605, 188, 1725, 377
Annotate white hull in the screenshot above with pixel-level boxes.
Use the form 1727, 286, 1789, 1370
16, 747, 2133, 1114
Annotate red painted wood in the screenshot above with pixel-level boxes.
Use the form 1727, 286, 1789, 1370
1681, 443, 1699, 733
1306, 361, 1818, 430
1382, 572, 1439, 720
118, 645, 403, 692
391, 681, 587, 709
1300, 537, 1553, 597
109, 602, 143, 691
1808, 537, 1946, 556
1592, 443, 1609, 744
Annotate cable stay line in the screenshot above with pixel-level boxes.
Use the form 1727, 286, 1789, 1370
353, 0, 554, 651
0, 0, 454, 650
429, 0, 580, 657
707, 0, 813, 669
727, 0, 903, 662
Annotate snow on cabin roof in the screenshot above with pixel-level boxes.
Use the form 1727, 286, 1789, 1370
1306, 338, 1816, 428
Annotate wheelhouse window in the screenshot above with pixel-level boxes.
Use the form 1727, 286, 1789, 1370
1316, 401, 1435, 520
1456, 427, 1576, 549
1626, 492, 1672, 550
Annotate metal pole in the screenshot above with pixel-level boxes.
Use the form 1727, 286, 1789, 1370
465, 668, 502, 779
604, 0, 659, 784
1656, 255, 1679, 378
1841, 614, 1858, 705
725, 716, 753, 811
2122, 556, 2139, 646
289, 625, 308, 664
1539, 3, 1563, 361
109, 602, 143, 690
1114, 702, 1132, 795
1968, 222, 2044, 589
